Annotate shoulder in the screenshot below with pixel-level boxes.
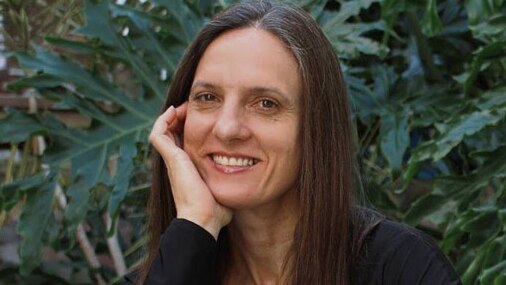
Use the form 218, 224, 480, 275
366, 219, 436, 255
352, 219, 462, 285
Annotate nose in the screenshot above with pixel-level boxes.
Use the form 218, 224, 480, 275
212, 101, 251, 143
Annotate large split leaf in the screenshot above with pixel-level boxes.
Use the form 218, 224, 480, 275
0, 175, 46, 211
17, 173, 57, 275
380, 110, 409, 171
320, 0, 387, 58
1, 1, 180, 274
409, 87, 506, 163
405, 145, 506, 225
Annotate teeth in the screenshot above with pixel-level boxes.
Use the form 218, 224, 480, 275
212, 155, 256, 167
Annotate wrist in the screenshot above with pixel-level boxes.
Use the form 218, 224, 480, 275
177, 212, 223, 240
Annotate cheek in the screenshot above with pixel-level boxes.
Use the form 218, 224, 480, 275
268, 121, 299, 153
183, 109, 208, 153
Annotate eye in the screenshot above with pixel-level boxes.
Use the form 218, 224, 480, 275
195, 93, 217, 102
257, 98, 278, 110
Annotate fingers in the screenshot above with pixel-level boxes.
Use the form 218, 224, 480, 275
176, 102, 188, 121
168, 102, 188, 134
151, 106, 176, 137
167, 103, 187, 147
149, 103, 188, 160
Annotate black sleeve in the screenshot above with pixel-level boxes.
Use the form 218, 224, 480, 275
123, 218, 218, 285
353, 220, 462, 285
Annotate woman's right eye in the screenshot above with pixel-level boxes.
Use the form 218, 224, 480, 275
194, 93, 217, 102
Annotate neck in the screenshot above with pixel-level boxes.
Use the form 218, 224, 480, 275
226, 190, 299, 285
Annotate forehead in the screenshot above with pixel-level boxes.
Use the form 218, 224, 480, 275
193, 27, 301, 98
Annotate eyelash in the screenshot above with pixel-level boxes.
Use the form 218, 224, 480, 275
193, 93, 217, 102
256, 98, 279, 110
191, 93, 279, 113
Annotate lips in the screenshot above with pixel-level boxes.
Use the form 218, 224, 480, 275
208, 153, 260, 174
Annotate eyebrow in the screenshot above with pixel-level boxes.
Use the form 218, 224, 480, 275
190, 80, 218, 92
191, 80, 291, 101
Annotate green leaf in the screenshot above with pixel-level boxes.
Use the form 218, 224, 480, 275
480, 260, 506, 285
372, 65, 396, 101
76, 0, 166, 99
324, 22, 388, 58
109, 4, 181, 72
405, 193, 446, 225
322, 1, 387, 58
0, 90, 151, 231
455, 41, 506, 94
410, 109, 504, 162
462, 248, 486, 285
183, 0, 215, 17
494, 273, 506, 285
151, 0, 206, 44
346, 72, 382, 121
64, 146, 108, 226
477, 86, 506, 110
498, 208, 506, 231
0, 175, 46, 211
45, 36, 99, 54
483, 234, 506, 269
0, 110, 45, 144
6, 74, 63, 91
464, 0, 501, 26
421, 0, 443, 36
107, 139, 137, 234
17, 173, 57, 275
380, 0, 405, 43
460, 208, 498, 233
15, 47, 158, 117
75, 0, 117, 46
406, 145, 506, 225
333, 0, 378, 24
471, 14, 506, 42
380, 110, 409, 171
434, 110, 503, 161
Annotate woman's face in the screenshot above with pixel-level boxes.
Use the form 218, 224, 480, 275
183, 28, 302, 209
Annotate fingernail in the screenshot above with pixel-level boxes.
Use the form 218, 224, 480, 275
167, 105, 175, 112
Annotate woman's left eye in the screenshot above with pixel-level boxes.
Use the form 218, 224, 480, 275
257, 99, 278, 110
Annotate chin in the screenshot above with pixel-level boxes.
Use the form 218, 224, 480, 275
209, 185, 261, 210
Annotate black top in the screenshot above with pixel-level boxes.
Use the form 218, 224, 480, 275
123, 219, 462, 285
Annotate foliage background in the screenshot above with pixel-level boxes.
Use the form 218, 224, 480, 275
0, 0, 505, 284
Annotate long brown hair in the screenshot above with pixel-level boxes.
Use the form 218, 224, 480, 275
138, 1, 380, 284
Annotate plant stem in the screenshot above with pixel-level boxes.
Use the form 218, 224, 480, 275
17, 139, 31, 178
0, 211, 6, 229
54, 184, 107, 285
4, 144, 18, 183
406, 11, 444, 82
361, 120, 381, 149
76, 224, 107, 285
103, 212, 127, 277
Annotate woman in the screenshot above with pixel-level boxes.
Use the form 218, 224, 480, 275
128, 1, 462, 284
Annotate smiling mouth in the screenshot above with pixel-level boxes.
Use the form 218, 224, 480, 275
211, 154, 259, 167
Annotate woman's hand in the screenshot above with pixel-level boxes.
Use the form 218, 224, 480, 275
149, 103, 232, 240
